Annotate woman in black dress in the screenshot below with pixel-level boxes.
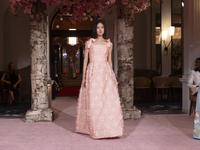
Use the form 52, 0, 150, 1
1, 62, 21, 105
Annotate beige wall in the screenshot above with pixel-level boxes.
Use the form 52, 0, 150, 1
134, 8, 151, 70
134, 11, 147, 70
0, 0, 10, 71
0, 0, 30, 71
3, 8, 30, 70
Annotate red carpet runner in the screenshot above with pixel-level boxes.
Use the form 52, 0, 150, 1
56, 86, 81, 96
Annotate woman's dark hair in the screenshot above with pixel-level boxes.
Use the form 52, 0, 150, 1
6, 62, 17, 79
194, 58, 200, 71
92, 20, 106, 38
196, 57, 200, 61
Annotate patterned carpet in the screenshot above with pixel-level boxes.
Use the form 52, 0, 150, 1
0, 102, 31, 118
0, 98, 185, 119
135, 99, 185, 115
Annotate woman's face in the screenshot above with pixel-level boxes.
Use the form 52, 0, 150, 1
195, 59, 200, 68
96, 23, 104, 36
11, 63, 15, 70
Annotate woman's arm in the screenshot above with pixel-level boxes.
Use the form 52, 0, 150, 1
1, 73, 10, 84
188, 70, 199, 95
108, 42, 113, 69
188, 71, 197, 89
13, 74, 21, 89
15, 74, 22, 85
82, 41, 89, 87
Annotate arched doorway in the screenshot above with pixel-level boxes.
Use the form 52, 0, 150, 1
50, 12, 96, 98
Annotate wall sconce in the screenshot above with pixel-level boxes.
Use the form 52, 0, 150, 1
182, 2, 184, 7
162, 26, 175, 56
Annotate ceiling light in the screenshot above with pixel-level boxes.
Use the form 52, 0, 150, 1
69, 29, 77, 31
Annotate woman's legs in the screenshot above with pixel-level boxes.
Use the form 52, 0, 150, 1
9, 91, 14, 105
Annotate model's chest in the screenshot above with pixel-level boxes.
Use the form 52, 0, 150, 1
89, 45, 108, 56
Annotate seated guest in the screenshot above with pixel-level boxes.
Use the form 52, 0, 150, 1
188, 58, 200, 139
188, 58, 200, 96
1, 62, 21, 105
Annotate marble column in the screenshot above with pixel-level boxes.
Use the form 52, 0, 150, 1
25, 2, 53, 122
117, 0, 141, 120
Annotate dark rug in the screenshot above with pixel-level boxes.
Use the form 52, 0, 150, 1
134, 99, 185, 115
0, 102, 31, 119
0, 99, 185, 119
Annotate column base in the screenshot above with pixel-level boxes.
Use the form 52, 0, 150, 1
25, 108, 54, 122
122, 106, 141, 120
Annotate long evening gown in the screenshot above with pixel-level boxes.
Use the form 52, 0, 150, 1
193, 86, 200, 139
75, 38, 124, 139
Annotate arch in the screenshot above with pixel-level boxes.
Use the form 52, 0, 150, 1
48, 8, 115, 98
2, 2, 10, 17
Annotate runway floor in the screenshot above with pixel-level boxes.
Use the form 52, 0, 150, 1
0, 97, 199, 150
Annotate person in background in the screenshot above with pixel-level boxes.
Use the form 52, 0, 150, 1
188, 58, 200, 96
1, 62, 22, 105
187, 57, 200, 139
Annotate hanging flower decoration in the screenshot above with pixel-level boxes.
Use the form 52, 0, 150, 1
121, 0, 160, 13
7, 0, 159, 24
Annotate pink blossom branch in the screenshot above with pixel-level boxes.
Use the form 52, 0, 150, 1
7, 0, 159, 24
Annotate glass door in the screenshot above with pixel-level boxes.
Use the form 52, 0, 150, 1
62, 46, 81, 74
60, 37, 89, 74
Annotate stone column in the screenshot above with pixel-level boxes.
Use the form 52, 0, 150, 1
25, 1, 53, 122
117, 0, 141, 120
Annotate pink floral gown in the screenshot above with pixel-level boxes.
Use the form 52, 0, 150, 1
75, 38, 124, 139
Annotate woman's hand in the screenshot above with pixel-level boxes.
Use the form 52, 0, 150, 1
7, 81, 11, 84
13, 84, 17, 89
82, 79, 86, 88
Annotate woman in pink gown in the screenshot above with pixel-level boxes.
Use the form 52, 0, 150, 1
75, 20, 124, 139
